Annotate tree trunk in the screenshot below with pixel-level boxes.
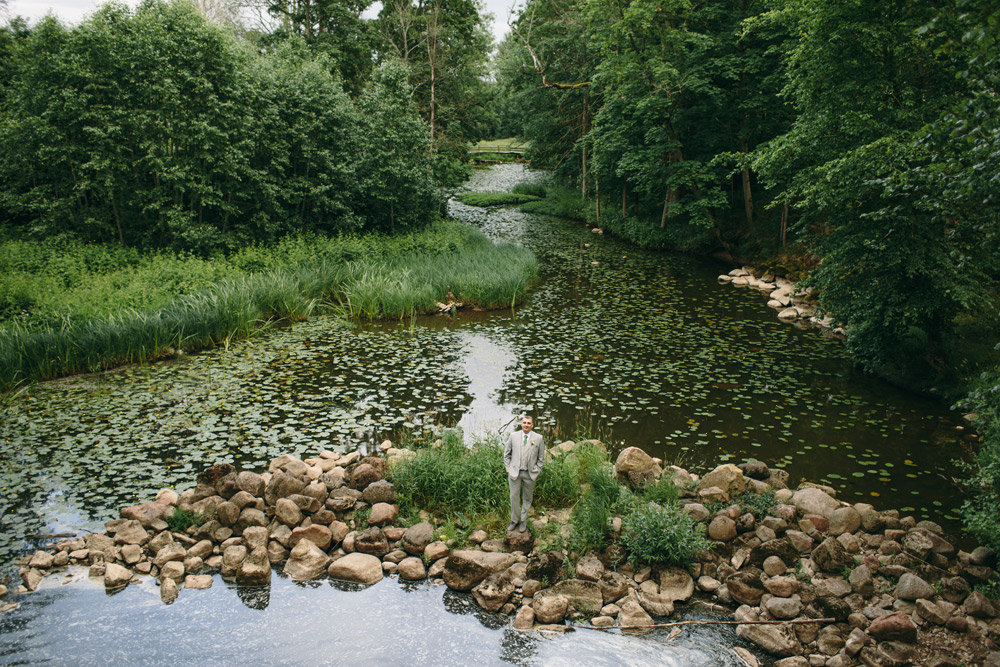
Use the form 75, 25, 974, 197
741, 137, 753, 228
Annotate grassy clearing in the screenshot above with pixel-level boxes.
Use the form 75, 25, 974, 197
0, 220, 537, 392
469, 138, 530, 153
457, 192, 541, 207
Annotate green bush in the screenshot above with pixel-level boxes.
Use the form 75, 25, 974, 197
511, 183, 547, 198
734, 488, 777, 520
596, 211, 713, 251
621, 502, 711, 567
517, 186, 591, 220
960, 367, 1000, 551
639, 476, 679, 507
165, 508, 204, 532
457, 192, 541, 207
569, 465, 623, 554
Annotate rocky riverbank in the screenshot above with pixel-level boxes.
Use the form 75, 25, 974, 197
5, 440, 999, 666
717, 267, 840, 336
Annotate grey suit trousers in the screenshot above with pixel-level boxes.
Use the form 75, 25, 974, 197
509, 470, 535, 523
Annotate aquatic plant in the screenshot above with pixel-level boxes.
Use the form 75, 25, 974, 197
620, 501, 711, 567
456, 192, 541, 207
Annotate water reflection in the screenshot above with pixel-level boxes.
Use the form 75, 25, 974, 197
455, 332, 520, 440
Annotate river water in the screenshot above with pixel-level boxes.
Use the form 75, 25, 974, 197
0, 164, 974, 664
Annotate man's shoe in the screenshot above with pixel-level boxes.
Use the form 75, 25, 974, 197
518, 521, 527, 532
507, 522, 517, 532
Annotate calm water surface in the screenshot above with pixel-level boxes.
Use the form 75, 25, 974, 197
0, 164, 974, 664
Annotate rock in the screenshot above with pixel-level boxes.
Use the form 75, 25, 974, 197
243, 526, 269, 551
734, 648, 761, 667
160, 577, 179, 603
236, 546, 271, 585
473, 572, 515, 612
526, 552, 565, 584
737, 619, 801, 656
154, 561, 181, 583
354, 527, 389, 558
763, 555, 787, 577
638, 589, 674, 617
765, 576, 801, 598
362, 480, 397, 504
590, 616, 615, 628
868, 611, 917, 643
368, 503, 398, 526
576, 556, 605, 582
849, 563, 874, 596
289, 525, 332, 551
104, 562, 133, 589
598, 571, 630, 605
970, 546, 996, 567
267, 541, 288, 564
514, 606, 535, 630
443, 551, 516, 591
532, 590, 568, 624
121, 500, 172, 527
777, 307, 799, 320
682, 503, 710, 521
503, 529, 535, 554
814, 577, 852, 598
184, 575, 213, 590
709, 516, 738, 542
221, 545, 247, 579
401, 522, 434, 555
792, 488, 840, 518
766, 596, 803, 619
236, 471, 265, 497
814, 595, 852, 622
895, 572, 934, 601
738, 460, 770, 481
397, 557, 426, 581
964, 591, 998, 618
156, 488, 179, 505
699, 486, 730, 504
283, 539, 329, 580
614, 447, 662, 486
215, 501, 240, 528
236, 507, 268, 533
328, 552, 383, 585
264, 471, 306, 506
468, 529, 488, 544
915, 599, 949, 625
828, 507, 861, 536
659, 567, 694, 602
154, 542, 187, 568
727, 568, 765, 605
699, 464, 747, 496
551, 579, 604, 616
876, 641, 918, 665
274, 498, 303, 527
121, 544, 142, 565
350, 463, 381, 490
811, 537, 850, 573
618, 595, 654, 634
28, 550, 54, 569
424, 541, 449, 562
111, 519, 149, 546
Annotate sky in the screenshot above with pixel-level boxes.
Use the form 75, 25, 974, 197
6, 0, 517, 45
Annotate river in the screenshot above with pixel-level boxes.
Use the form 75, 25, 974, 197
0, 164, 973, 664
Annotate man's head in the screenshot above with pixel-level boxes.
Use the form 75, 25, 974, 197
520, 415, 534, 433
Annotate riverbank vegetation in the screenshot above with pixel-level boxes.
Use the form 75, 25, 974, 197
0, 220, 536, 392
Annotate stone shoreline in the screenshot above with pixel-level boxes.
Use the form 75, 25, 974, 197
5, 440, 1000, 666
717, 267, 842, 337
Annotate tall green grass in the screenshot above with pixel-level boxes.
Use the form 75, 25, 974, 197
457, 192, 540, 207
0, 220, 537, 391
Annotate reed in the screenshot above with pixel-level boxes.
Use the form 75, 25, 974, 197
0, 220, 537, 392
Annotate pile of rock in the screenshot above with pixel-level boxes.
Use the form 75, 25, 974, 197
718, 267, 839, 335
12, 445, 444, 604
9, 441, 1000, 666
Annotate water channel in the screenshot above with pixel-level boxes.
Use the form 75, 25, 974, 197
0, 164, 974, 664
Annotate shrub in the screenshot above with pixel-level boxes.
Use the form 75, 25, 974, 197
456, 192, 541, 207
511, 182, 547, 198
639, 476, 679, 507
621, 502, 711, 567
569, 465, 623, 554
517, 186, 591, 220
735, 488, 777, 520
959, 367, 1000, 552
165, 508, 204, 532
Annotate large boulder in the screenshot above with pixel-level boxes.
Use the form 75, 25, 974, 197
811, 537, 851, 574
791, 488, 840, 519
598, 571, 630, 605
401, 522, 434, 555
362, 480, 398, 505
274, 498, 303, 527
532, 590, 568, 623
264, 471, 306, 507
699, 464, 747, 496
895, 573, 934, 601
659, 567, 694, 602
868, 611, 917, 643
349, 463, 381, 490
367, 503, 397, 526
289, 525, 333, 551
236, 546, 271, 585
104, 562, 133, 589
472, 572, 515, 612
236, 471, 265, 497
618, 595, 654, 635
526, 551, 565, 584
397, 557, 427, 581
111, 519, 149, 546
503, 528, 536, 554
828, 507, 861, 536
120, 500, 172, 527
726, 568, 765, 605
327, 553, 383, 585
614, 447, 662, 487
736, 622, 801, 657
282, 539, 330, 580
550, 579, 603, 616
442, 550, 515, 591
354, 527, 389, 558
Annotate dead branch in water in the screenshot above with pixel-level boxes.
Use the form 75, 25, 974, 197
576, 617, 837, 631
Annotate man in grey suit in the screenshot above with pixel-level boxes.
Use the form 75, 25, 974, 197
504, 415, 545, 532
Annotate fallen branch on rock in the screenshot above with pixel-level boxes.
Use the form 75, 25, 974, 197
576, 617, 837, 631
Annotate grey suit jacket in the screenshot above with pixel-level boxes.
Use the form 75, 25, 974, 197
504, 430, 545, 480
